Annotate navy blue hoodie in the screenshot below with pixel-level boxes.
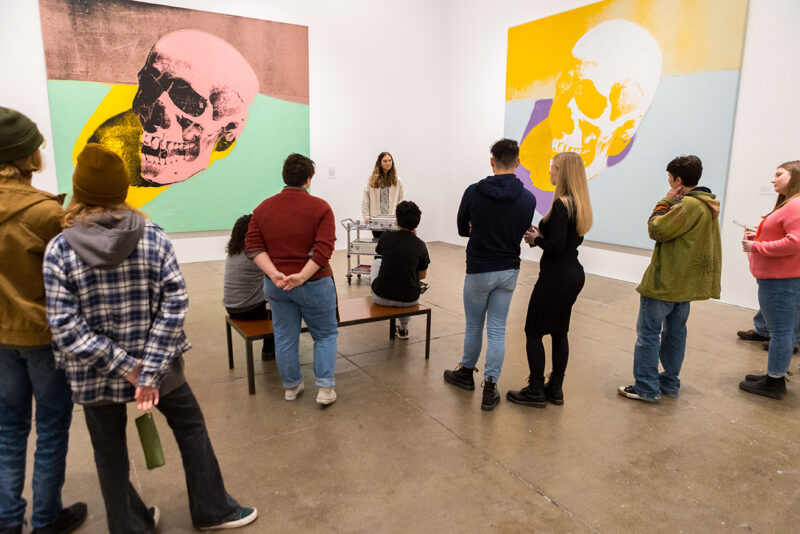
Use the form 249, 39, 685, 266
457, 174, 536, 274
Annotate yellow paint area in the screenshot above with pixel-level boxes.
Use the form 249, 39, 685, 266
73, 84, 238, 208
506, 0, 748, 101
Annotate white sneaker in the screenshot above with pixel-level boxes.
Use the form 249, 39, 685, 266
285, 382, 305, 401
395, 325, 409, 340
316, 387, 337, 405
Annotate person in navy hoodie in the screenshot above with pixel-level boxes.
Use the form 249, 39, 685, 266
444, 139, 536, 411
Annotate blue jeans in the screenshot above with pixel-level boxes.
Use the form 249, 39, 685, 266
460, 269, 519, 382
0, 346, 73, 529
758, 277, 800, 377
753, 304, 800, 347
370, 259, 415, 327
632, 296, 691, 399
264, 276, 338, 388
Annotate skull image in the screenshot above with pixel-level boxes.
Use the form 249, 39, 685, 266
132, 30, 259, 185
549, 20, 662, 178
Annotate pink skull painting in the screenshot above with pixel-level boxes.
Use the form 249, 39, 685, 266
89, 30, 259, 186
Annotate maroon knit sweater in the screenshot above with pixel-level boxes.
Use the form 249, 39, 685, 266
245, 188, 336, 280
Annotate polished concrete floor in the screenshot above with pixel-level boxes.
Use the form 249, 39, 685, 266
23, 242, 800, 533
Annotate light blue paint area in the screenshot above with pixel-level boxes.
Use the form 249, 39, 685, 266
503, 71, 740, 249
504, 100, 535, 141
584, 71, 739, 249
46, 81, 112, 194
45, 81, 309, 233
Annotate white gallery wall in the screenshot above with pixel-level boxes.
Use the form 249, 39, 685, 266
2, 0, 798, 309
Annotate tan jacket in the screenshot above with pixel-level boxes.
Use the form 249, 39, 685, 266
0, 177, 63, 346
361, 178, 404, 219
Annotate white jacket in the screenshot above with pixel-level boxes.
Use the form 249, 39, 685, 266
362, 178, 404, 219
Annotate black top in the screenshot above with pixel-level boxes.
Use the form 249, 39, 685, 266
533, 198, 583, 274
372, 230, 430, 302
456, 174, 536, 274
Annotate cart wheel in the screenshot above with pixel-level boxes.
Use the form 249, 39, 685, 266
357, 274, 361, 280
346, 275, 352, 285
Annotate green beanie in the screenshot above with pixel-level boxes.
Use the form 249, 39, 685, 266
0, 107, 44, 163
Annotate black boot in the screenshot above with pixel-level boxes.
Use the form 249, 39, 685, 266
481, 377, 500, 411
506, 377, 546, 408
739, 375, 786, 400
544, 373, 564, 405
444, 364, 478, 391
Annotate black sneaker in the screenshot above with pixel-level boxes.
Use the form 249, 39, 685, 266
31, 502, 87, 534
444, 364, 478, 391
617, 385, 660, 404
739, 375, 786, 400
199, 507, 258, 530
481, 377, 500, 411
506, 377, 546, 408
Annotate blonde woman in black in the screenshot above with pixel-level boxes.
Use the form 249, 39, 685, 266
507, 152, 593, 408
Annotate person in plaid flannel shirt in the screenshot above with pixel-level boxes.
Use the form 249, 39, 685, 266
43, 144, 256, 533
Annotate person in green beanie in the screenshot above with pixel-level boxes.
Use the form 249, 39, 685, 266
0, 107, 87, 534
618, 155, 722, 403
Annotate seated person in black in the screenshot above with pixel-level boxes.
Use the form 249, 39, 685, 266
370, 201, 430, 339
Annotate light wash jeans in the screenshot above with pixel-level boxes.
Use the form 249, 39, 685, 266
0, 346, 73, 529
263, 276, 338, 389
758, 277, 800, 377
370, 258, 416, 327
460, 269, 520, 382
632, 296, 691, 399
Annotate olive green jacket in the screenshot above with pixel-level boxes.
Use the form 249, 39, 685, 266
0, 177, 63, 346
637, 188, 722, 302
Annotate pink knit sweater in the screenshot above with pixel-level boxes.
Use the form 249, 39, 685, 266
749, 196, 800, 279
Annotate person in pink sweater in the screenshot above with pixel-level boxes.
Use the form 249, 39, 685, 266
739, 160, 800, 399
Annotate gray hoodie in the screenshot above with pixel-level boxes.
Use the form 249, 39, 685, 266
63, 210, 145, 268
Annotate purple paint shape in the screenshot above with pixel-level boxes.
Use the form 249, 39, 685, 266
523, 98, 552, 139
607, 134, 636, 167
514, 98, 555, 214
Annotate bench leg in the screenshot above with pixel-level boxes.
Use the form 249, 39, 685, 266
425, 311, 431, 359
226, 320, 234, 370
389, 318, 396, 339
246, 339, 255, 395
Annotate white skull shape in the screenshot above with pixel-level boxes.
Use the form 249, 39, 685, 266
132, 30, 259, 185
549, 20, 662, 178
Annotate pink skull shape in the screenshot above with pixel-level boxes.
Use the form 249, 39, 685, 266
132, 30, 259, 185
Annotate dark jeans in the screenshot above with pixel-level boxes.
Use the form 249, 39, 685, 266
82, 383, 239, 533
0, 346, 73, 529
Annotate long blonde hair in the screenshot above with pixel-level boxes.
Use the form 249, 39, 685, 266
0, 149, 43, 181
770, 161, 800, 214
62, 199, 148, 228
543, 152, 593, 236
368, 151, 398, 189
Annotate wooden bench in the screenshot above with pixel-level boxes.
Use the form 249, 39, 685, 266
225, 296, 432, 394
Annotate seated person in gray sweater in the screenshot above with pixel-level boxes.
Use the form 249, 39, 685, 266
223, 214, 275, 357
370, 201, 430, 339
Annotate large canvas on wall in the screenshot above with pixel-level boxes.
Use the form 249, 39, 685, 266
39, 0, 309, 232
505, 0, 748, 249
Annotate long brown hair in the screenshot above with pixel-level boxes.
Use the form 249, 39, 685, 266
542, 152, 593, 236
0, 149, 43, 181
62, 199, 148, 228
368, 151, 398, 189
770, 161, 800, 214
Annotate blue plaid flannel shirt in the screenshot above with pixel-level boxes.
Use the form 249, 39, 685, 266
43, 222, 191, 404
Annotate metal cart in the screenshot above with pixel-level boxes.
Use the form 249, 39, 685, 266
340, 216, 397, 285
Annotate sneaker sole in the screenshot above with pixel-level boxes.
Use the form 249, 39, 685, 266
199, 508, 258, 530
617, 388, 659, 404
443, 375, 475, 391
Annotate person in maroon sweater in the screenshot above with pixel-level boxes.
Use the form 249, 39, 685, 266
245, 153, 338, 405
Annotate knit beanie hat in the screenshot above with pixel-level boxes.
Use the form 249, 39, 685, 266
72, 143, 129, 206
0, 107, 44, 163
